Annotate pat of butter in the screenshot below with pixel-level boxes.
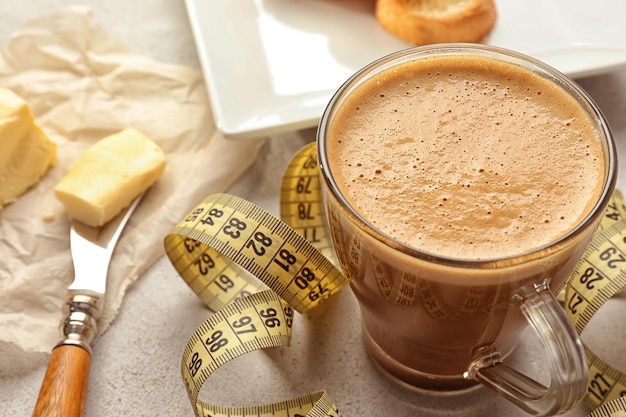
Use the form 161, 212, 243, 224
0, 88, 57, 208
55, 128, 166, 227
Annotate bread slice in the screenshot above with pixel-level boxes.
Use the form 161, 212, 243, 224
375, 0, 497, 45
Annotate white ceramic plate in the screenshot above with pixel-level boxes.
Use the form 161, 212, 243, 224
185, 0, 626, 140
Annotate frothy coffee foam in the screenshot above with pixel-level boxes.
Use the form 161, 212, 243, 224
327, 55, 605, 260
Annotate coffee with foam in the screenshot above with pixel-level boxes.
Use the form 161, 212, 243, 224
326, 55, 605, 260
319, 49, 613, 392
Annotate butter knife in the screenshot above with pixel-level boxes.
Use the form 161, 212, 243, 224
32, 191, 146, 417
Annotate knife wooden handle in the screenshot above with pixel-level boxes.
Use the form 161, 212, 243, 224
32, 344, 92, 417
33, 294, 99, 417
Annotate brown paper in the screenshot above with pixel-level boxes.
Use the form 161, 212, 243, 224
0, 6, 265, 352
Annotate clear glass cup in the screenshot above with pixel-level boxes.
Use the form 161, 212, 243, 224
317, 44, 617, 416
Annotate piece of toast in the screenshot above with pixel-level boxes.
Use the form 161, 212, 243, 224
375, 0, 497, 45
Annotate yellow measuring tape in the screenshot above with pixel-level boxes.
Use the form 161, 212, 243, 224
163, 142, 626, 417
562, 193, 626, 411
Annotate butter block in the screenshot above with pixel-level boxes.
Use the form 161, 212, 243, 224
55, 128, 166, 227
0, 88, 57, 207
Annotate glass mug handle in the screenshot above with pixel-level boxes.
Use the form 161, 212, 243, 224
464, 279, 588, 416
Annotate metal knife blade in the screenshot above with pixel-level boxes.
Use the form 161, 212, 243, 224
69, 190, 146, 297
32, 190, 147, 417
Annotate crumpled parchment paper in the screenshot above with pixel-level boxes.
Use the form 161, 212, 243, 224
0, 6, 265, 353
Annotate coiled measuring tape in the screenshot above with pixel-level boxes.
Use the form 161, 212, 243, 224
163, 142, 626, 417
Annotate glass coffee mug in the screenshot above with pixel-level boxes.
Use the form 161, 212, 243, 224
317, 44, 617, 416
